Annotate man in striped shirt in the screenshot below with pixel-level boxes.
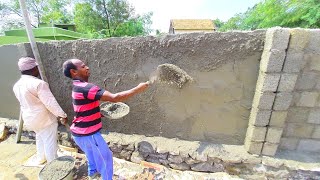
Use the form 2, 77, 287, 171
62, 59, 149, 180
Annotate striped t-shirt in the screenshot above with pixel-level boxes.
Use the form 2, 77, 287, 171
70, 79, 105, 136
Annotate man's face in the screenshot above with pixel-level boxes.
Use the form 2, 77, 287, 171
34, 66, 40, 78
72, 59, 90, 80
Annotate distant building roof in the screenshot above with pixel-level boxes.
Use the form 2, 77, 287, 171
170, 19, 215, 30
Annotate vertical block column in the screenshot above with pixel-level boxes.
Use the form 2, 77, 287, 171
245, 28, 291, 156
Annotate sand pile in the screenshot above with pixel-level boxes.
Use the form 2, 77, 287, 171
156, 63, 193, 88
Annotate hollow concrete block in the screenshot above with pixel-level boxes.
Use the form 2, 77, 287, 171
252, 91, 276, 110
307, 29, 320, 53
297, 92, 319, 107
295, 72, 318, 91
283, 51, 305, 73
246, 125, 267, 142
249, 108, 272, 126
288, 28, 311, 52
279, 137, 299, 150
278, 74, 298, 92
297, 139, 320, 152
256, 72, 281, 92
262, 142, 279, 156
264, 28, 290, 51
286, 107, 309, 123
312, 126, 320, 139
245, 139, 263, 155
273, 92, 293, 111
269, 111, 288, 127
265, 127, 283, 144
260, 49, 286, 73
307, 54, 320, 72
284, 123, 314, 138
308, 109, 320, 124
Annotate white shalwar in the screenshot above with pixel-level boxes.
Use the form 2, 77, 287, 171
13, 75, 67, 163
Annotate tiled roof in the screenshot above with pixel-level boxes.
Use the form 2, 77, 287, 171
171, 19, 215, 30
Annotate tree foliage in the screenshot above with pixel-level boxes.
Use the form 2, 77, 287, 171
219, 0, 320, 31
40, 0, 72, 24
74, 0, 153, 38
0, 0, 153, 38
0, 0, 72, 29
213, 18, 225, 30
74, 3, 104, 34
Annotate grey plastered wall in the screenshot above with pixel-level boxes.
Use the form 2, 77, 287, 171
279, 29, 320, 152
0, 45, 25, 119
16, 31, 265, 145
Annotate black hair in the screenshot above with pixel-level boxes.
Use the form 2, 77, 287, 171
21, 66, 37, 75
63, 60, 77, 78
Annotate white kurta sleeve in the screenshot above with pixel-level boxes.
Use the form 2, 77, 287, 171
37, 81, 67, 118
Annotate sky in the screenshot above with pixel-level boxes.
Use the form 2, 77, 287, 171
127, 0, 262, 33
0, 0, 262, 34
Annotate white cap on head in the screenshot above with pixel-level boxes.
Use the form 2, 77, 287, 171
18, 57, 38, 71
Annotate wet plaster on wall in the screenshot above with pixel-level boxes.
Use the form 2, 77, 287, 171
22, 30, 265, 144
153, 54, 261, 144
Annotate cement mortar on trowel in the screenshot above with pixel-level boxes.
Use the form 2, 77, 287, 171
100, 102, 130, 119
155, 63, 193, 88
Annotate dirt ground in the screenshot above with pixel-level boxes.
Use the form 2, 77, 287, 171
0, 134, 41, 179
0, 134, 94, 180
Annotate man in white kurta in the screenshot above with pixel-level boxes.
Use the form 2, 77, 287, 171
13, 57, 67, 164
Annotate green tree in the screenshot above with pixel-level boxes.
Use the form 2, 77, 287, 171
213, 18, 225, 30
219, 0, 320, 31
112, 12, 153, 37
284, 0, 320, 28
41, 0, 73, 24
0, 0, 72, 28
219, 14, 244, 31
74, 0, 153, 38
74, 3, 104, 35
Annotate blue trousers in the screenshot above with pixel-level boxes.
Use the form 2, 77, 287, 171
73, 132, 113, 180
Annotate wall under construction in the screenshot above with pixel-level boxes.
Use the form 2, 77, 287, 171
1, 28, 319, 156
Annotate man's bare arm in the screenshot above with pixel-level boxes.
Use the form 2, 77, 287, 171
100, 82, 149, 102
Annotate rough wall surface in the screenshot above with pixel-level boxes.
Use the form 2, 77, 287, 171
2, 28, 320, 154
20, 31, 265, 144
279, 29, 320, 152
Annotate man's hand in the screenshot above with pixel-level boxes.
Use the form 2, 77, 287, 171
59, 117, 68, 125
136, 81, 150, 93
